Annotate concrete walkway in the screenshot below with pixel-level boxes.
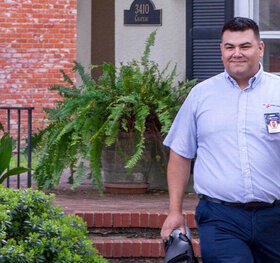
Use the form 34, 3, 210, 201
6, 172, 199, 215
48, 181, 199, 215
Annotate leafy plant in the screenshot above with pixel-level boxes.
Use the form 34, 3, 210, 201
0, 185, 107, 262
0, 123, 31, 184
32, 31, 196, 192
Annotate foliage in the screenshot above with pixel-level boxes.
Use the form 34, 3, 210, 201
32, 31, 197, 192
10, 153, 39, 170
0, 185, 107, 263
0, 123, 31, 184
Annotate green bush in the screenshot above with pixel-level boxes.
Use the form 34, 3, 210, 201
0, 185, 107, 263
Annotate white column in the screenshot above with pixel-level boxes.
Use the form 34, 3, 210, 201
77, 0, 92, 84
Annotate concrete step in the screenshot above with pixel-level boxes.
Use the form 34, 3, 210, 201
75, 210, 201, 260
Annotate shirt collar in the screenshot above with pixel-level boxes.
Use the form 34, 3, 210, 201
224, 63, 263, 90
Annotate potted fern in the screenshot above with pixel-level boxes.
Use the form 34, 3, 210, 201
32, 31, 196, 193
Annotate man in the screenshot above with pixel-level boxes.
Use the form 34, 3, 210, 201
161, 17, 280, 262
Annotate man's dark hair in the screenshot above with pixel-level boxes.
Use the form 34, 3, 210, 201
222, 17, 260, 41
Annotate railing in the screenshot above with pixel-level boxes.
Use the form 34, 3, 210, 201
0, 107, 34, 188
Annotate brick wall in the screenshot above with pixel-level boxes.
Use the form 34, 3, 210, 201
0, 0, 77, 133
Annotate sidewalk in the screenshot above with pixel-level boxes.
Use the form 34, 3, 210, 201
5, 172, 199, 214
48, 180, 199, 215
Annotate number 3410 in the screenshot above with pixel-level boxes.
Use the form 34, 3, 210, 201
135, 4, 150, 15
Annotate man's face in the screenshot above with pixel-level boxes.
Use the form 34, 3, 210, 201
220, 29, 264, 85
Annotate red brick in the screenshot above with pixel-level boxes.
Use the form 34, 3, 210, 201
186, 211, 197, 228
113, 241, 122, 258
94, 241, 104, 255
103, 240, 113, 257
0, 0, 77, 130
142, 239, 151, 257
140, 211, 150, 227
74, 212, 84, 219
151, 240, 161, 257
150, 213, 160, 228
113, 213, 122, 227
131, 212, 140, 227
160, 242, 166, 257
159, 213, 168, 228
103, 212, 112, 227
94, 212, 103, 227
122, 240, 132, 257
121, 213, 130, 227
132, 239, 141, 257
84, 213, 94, 227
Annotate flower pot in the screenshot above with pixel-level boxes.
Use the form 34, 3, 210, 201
101, 132, 154, 194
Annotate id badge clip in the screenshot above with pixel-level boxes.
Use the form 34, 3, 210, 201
264, 113, 280, 133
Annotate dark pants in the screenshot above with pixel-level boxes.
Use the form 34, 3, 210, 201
195, 199, 280, 263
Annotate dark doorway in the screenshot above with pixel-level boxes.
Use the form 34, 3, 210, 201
91, 0, 115, 80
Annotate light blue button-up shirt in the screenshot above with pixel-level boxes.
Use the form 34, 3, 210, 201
164, 65, 280, 203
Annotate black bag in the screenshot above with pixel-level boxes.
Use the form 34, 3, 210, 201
164, 227, 199, 263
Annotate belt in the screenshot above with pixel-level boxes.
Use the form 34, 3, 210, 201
198, 194, 280, 210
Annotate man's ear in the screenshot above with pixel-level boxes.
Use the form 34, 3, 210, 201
259, 41, 265, 58
220, 43, 224, 61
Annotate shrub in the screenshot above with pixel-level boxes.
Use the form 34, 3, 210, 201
0, 186, 107, 263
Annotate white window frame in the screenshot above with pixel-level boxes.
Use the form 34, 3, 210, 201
235, 0, 280, 75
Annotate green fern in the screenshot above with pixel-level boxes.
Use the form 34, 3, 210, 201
32, 30, 196, 192
71, 161, 86, 189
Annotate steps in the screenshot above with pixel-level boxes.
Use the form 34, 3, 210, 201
75, 210, 201, 261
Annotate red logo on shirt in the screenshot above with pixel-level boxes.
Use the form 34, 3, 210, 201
266, 104, 270, 108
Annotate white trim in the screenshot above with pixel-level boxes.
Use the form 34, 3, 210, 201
260, 32, 280, 39
234, 0, 280, 39
248, 0, 255, 19
234, 0, 250, 18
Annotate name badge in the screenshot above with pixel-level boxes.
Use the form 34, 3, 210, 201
264, 113, 280, 133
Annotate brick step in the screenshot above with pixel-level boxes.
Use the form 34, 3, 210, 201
91, 238, 201, 259
75, 210, 201, 260
75, 210, 197, 229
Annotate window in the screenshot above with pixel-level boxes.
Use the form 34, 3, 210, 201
235, 0, 280, 75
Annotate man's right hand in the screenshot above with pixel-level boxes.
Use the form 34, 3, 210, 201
161, 151, 192, 241
160, 212, 185, 241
